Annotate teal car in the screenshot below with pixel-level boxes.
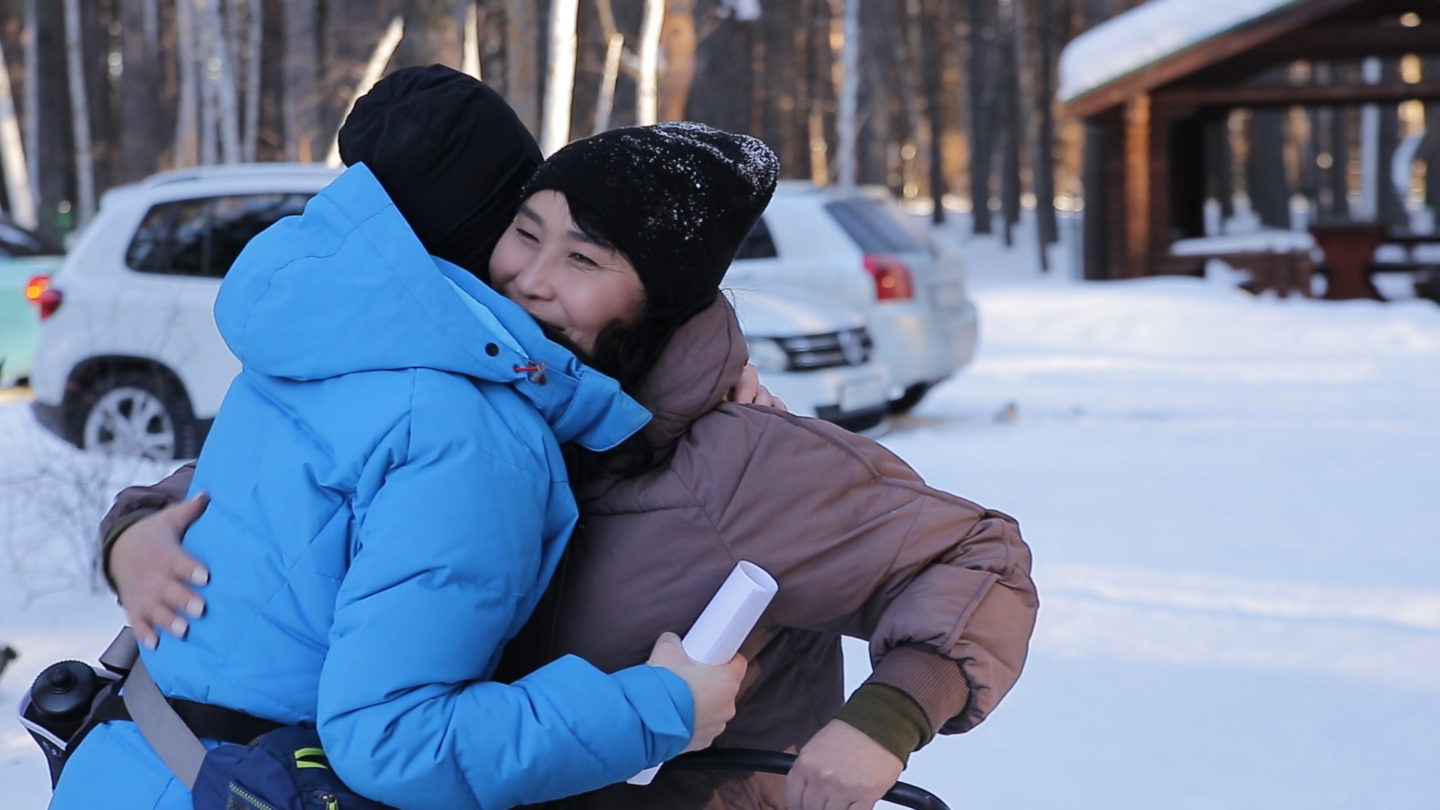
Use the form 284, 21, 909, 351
0, 222, 63, 386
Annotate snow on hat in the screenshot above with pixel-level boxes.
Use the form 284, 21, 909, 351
338, 64, 542, 278
522, 122, 780, 321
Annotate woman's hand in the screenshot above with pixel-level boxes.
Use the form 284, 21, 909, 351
646, 632, 746, 753
110, 493, 211, 649
727, 362, 787, 411
785, 719, 904, 810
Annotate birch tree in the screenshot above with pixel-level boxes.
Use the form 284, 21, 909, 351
243, 0, 263, 162
637, 0, 665, 125
62, 0, 95, 223
0, 32, 35, 228
834, 0, 860, 191
204, 0, 242, 164
175, 0, 199, 166
541, 0, 578, 155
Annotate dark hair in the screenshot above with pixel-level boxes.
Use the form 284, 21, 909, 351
560, 197, 716, 480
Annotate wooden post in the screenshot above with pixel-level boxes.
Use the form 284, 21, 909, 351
1082, 119, 1109, 280
1123, 93, 1151, 279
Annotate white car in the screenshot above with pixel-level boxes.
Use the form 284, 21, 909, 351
30, 164, 889, 459
30, 164, 340, 458
725, 181, 979, 412
727, 287, 888, 433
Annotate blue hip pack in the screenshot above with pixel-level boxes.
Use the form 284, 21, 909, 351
192, 725, 394, 810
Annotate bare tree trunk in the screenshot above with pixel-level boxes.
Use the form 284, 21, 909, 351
0, 28, 35, 228
594, 32, 625, 133
206, 0, 241, 163
1011, 0, 1044, 267
967, 0, 993, 233
505, 0, 541, 134
243, 0, 263, 162
175, 0, 199, 165
541, 0, 577, 154
659, 0, 696, 122
998, 0, 1020, 245
196, 0, 218, 165
918, 0, 945, 223
1033, 0, 1058, 246
462, 0, 482, 79
835, 0, 860, 190
637, 0, 664, 124
282, 0, 320, 162
62, 0, 95, 223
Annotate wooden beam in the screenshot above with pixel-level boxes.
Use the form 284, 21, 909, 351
1156, 80, 1440, 109
1124, 94, 1151, 280
1067, 0, 1359, 119
1259, 23, 1440, 61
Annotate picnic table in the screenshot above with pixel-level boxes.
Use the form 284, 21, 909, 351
1308, 222, 1440, 301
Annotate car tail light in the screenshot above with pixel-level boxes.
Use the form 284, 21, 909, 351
25, 274, 62, 319
863, 255, 914, 301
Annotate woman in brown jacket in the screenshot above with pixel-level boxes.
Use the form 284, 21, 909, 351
98, 129, 1038, 810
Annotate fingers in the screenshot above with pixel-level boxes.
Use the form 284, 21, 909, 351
728, 363, 762, 404
165, 492, 210, 530
169, 545, 209, 588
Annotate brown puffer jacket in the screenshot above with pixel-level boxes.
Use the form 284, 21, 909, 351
99, 297, 1038, 810
503, 297, 1037, 809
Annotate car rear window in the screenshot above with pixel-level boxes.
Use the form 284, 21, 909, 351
735, 217, 778, 260
126, 193, 311, 278
823, 198, 926, 255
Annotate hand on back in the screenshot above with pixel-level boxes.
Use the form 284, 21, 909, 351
110, 493, 210, 649
646, 631, 746, 753
727, 362, 787, 411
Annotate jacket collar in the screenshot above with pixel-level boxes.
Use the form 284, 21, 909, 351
631, 296, 748, 452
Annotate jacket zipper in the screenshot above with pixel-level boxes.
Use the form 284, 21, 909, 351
228, 783, 279, 810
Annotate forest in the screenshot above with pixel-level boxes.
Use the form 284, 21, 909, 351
0, 0, 1434, 255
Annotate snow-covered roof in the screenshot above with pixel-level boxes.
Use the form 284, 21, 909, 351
1059, 0, 1310, 103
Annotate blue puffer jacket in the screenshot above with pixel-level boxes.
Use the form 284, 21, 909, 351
50, 165, 694, 810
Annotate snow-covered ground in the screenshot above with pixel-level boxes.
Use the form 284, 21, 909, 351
3, 227, 1438, 808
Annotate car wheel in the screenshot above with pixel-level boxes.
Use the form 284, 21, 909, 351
76, 370, 200, 460
887, 382, 932, 415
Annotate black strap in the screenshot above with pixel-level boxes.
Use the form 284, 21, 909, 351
666, 748, 954, 810
88, 683, 283, 746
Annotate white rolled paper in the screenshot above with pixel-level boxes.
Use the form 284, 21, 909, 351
628, 561, 778, 785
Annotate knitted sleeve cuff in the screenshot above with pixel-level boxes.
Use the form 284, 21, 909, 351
865, 644, 972, 740
833, 683, 931, 765
99, 509, 159, 593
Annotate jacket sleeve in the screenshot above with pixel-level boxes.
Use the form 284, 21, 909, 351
316, 391, 693, 810
691, 407, 1038, 734
97, 462, 196, 591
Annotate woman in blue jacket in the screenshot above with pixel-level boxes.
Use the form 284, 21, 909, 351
49, 67, 774, 810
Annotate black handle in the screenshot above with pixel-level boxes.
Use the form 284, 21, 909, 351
665, 748, 952, 810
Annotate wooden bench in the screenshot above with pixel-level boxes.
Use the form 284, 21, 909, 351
1167, 233, 1316, 297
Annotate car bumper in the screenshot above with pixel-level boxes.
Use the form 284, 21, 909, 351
868, 300, 979, 397
758, 363, 890, 432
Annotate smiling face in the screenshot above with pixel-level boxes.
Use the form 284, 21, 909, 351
488, 190, 647, 357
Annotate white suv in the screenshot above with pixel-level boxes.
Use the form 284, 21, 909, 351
30, 164, 340, 458
725, 181, 979, 412
31, 164, 889, 459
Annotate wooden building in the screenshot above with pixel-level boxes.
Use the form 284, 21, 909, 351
1061, 0, 1440, 280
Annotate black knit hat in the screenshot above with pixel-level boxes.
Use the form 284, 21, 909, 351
338, 64, 542, 278
522, 122, 780, 322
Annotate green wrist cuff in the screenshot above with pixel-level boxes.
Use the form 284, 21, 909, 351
833, 683, 931, 765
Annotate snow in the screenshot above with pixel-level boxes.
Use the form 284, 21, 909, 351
3, 223, 1439, 808
1058, 0, 1308, 103
1170, 230, 1315, 256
